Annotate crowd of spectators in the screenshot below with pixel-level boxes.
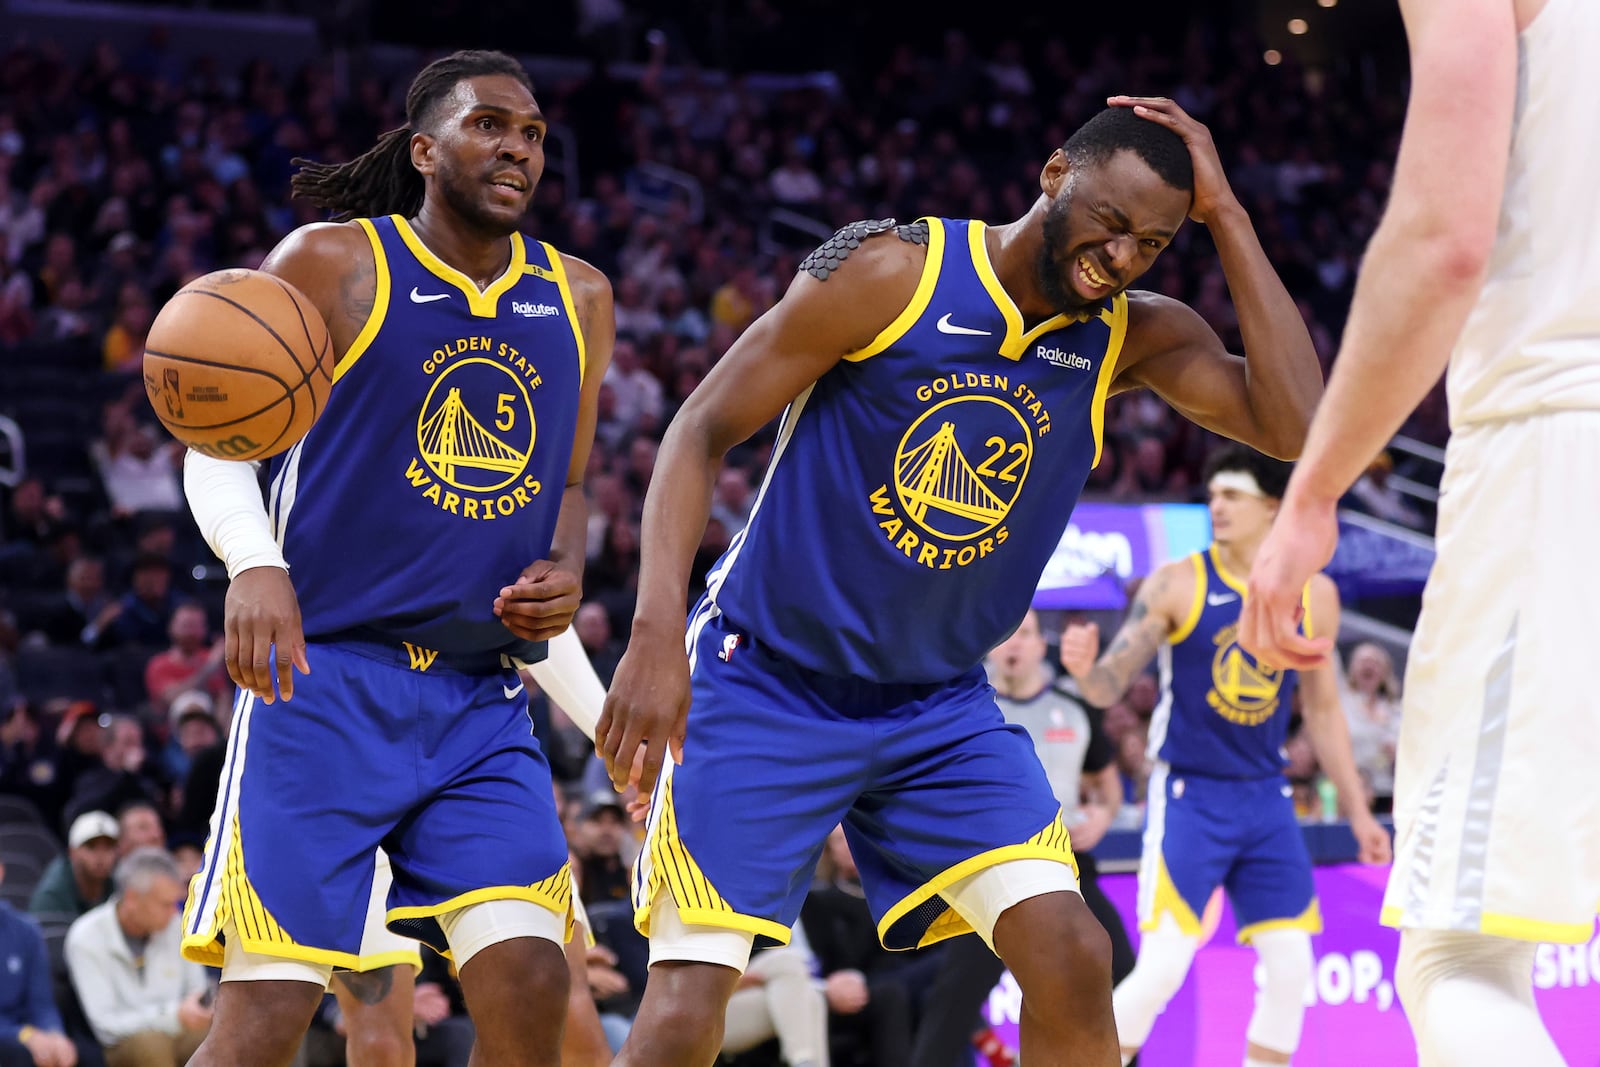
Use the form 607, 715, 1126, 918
0, 12, 1429, 1066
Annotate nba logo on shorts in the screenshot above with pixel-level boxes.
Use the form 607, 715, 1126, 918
718, 634, 742, 662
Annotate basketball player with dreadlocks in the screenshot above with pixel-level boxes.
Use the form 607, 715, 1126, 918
174, 50, 614, 1067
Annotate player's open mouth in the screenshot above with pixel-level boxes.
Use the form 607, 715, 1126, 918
489, 174, 528, 200
1077, 255, 1114, 294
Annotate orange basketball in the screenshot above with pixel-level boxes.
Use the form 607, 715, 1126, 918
143, 269, 333, 462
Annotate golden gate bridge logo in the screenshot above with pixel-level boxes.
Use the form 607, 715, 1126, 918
415, 357, 535, 492
893, 395, 1032, 541
1207, 625, 1284, 726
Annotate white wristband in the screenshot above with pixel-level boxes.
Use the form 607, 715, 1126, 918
523, 627, 605, 742
183, 450, 288, 580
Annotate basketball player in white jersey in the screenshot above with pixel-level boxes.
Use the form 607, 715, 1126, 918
1239, 1, 1599, 1063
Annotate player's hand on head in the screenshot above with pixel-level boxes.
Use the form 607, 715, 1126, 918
1239, 495, 1337, 671
1059, 621, 1100, 680
1108, 95, 1238, 225
595, 625, 690, 795
494, 560, 582, 642
224, 565, 309, 705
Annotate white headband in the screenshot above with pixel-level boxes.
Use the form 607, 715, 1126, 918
1208, 470, 1267, 498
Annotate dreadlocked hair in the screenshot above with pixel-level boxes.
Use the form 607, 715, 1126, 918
290, 49, 534, 222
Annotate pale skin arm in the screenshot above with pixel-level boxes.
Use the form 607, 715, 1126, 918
1241, 0, 1518, 667
1060, 559, 1193, 708
1294, 576, 1393, 864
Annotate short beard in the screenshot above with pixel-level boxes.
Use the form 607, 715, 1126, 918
435, 163, 520, 240
1036, 188, 1096, 313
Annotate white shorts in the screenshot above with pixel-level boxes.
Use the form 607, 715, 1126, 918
1381, 412, 1600, 944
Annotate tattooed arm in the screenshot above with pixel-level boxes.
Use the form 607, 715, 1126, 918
1059, 559, 1192, 708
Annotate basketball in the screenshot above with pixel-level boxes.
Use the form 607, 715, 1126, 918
142, 268, 333, 462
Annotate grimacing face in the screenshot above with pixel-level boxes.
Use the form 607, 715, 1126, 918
1037, 148, 1191, 312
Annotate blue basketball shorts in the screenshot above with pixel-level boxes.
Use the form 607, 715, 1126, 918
632, 605, 1077, 952
1136, 763, 1320, 943
181, 637, 573, 970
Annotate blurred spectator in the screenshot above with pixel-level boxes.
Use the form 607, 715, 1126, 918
411, 948, 473, 1067
611, 277, 663, 343
0, 860, 78, 1067
97, 428, 183, 519
709, 467, 753, 537
65, 847, 211, 1065
603, 339, 662, 430
1116, 728, 1150, 808
800, 827, 913, 1067
158, 694, 218, 792
720, 939, 829, 1067
572, 604, 622, 686
64, 717, 160, 831
115, 800, 165, 858
0, 704, 56, 819
576, 792, 631, 907
142, 605, 225, 715
30, 558, 118, 649
29, 810, 117, 920
1339, 642, 1402, 813
107, 557, 178, 651
1345, 451, 1426, 529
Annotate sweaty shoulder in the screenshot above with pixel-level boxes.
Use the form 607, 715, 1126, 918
1143, 553, 1200, 631
553, 252, 613, 310
788, 219, 932, 357
259, 221, 378, 355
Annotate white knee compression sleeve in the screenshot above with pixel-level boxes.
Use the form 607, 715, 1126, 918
1395, 929, 1563, 1067
437, 897, 566, 968
1111, 919, 1198, 1052
1245, 928, 1313, 1055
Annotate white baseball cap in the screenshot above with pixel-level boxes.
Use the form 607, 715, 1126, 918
68, 811, 120, 849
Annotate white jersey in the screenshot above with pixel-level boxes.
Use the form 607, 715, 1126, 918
1446, 0, 1600, 427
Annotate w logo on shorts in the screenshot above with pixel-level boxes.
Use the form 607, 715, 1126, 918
403, 643, 440, 672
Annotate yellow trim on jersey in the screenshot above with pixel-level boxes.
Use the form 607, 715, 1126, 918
540, 243, 587, 383
1381, 905, 1597, 945
333, 218, 392, 384
968, 222, 1092, 361
1139, 856, 1204, 935
387, 868, 576, 951
390, 214, 526, 318
876, 811, 1079, 951
347, 949, 425, 973
634, 769, 793, 944
1301, 583, 1315, 639
1208, 545, 1249, 596
1237, 900, 1322, 944
843, 218, 945, 363
182, 813, 385, 971
1168, 553, 1208, 644
1089, 293, 1129, 467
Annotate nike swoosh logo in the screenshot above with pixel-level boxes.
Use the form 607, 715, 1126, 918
936, 313, 991, 336
1206, 593, 1239, 606
410, 287, 450, 303
503, 682, 525, 700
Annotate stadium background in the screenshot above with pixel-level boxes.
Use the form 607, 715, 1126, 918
0, 0, 1591, 1064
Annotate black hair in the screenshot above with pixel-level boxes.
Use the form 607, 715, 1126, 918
1202, 444, 1293, 500
1063, 107, 1194, 193
290, 50, 533, 222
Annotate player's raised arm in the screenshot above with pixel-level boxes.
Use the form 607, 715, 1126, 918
1241, 0, 1517, 668
495, 256, 614, 643
1106, 98, 1322, 461
1060, 559, 1191, 708
596, 225, 927, 793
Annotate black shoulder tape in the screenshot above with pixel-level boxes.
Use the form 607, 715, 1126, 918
799, 218, 907, 280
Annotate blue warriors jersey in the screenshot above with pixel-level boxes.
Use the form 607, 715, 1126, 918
709, 217, 1128, 683
267, 215, 585, 658
1150, 548, 1314, 778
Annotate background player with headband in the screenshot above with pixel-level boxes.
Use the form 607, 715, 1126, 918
176, 49, 614, 1067
1061, 445, 1388, 1067
1241, 1, 1600, 1063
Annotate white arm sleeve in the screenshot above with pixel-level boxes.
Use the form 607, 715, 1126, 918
183, 450, 288, 579
524, 627, 605, 741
